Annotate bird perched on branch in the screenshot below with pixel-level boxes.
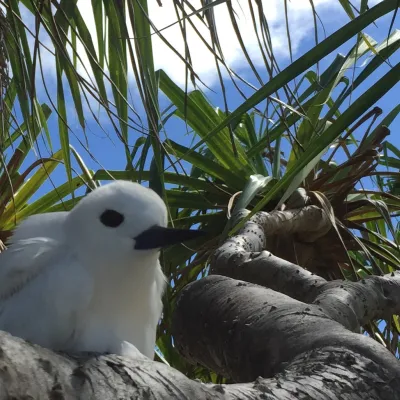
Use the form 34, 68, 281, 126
0, 180, 204, 359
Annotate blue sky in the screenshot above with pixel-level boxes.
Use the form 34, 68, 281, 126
12, 0, 400, 204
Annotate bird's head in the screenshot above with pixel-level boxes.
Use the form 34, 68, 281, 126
64, 180, 205, 270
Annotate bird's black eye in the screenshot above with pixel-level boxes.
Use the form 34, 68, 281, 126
100, 209, 124, 228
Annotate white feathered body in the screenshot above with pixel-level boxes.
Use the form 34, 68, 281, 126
0, 208, 166, 359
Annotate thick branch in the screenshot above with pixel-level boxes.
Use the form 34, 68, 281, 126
314, 271, 400, 331
213, 203, 400, 333
212, 249, 326, 303
1, 327, 399, 400
172, 275, 400, 385
211, 206, 330, 302
0, 330, 258, 399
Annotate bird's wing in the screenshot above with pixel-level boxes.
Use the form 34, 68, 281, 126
8, 212, 68, 244
0, 237, 93, 350
0, 237, 58, 300
143, 261, 166, 358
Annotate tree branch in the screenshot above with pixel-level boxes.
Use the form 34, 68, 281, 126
172, 275, 400, 384
1, 324, 399, 400
314, 272, 400, 331
211, 206, 330, 301
0, 330, 257, 399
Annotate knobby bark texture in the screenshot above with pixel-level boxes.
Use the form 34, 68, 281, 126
171, 203, 400, 398
0, 330, 259, 399
1, 201, 400, 399
0, 323, 398, 400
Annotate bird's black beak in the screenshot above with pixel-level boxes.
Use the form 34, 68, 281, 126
134, 225, 207, 250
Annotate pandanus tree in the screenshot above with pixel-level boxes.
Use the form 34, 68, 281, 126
1, 1, 400, 398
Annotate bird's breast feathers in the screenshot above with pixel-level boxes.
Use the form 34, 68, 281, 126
0, 238, 165, 359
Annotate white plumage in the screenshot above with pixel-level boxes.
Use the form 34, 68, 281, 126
0, 180, 202, 359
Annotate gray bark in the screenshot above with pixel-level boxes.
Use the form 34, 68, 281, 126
0, 306, 399, 400
171, 204, 400, 398
172, 275, 400, 384
0, 329, 247, 399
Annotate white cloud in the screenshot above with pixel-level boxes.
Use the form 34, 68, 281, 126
136, 0, 338, 86
27, 0, 340, 89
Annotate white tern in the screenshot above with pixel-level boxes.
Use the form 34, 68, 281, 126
0, 180, 204, 359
